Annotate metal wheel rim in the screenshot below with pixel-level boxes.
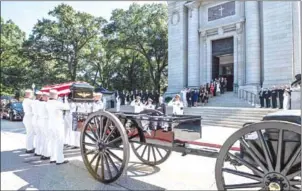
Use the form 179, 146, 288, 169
215, 121, 301, 191
80, 111, 130, 184
131, 109, 172, 166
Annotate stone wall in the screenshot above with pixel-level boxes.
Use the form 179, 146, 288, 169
262, 1, 294, 87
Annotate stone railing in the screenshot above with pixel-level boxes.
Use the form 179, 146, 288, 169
237, 89, 259, 107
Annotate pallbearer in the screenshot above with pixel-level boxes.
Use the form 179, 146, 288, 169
22, 89, 35, 153
39, 92, 50, 160
264, 88, 271, 108
46, 90, 70, 165
116, 93, 121, 112
92, 92, 104, 112
168, 94, 184, 115
32, 91, 43, 156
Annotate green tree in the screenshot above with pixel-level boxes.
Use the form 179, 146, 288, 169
0, 17, 29, 95
105, 3, 168, 92
23, 4, 107, 81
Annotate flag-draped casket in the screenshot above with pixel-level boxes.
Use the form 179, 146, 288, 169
40, 82, 95, 102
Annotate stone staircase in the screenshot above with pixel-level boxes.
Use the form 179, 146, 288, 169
113, 92, 277, 129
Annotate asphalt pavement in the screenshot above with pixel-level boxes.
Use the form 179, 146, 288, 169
1, 119, 238, 190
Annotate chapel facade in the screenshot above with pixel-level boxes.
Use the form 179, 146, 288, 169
167, 1, 301, 94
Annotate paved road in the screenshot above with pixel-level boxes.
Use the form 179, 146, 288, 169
1, 119, 238, 190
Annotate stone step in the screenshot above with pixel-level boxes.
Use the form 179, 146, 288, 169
201, 118, 261, 124
201, 122, 242, 129
194, 115, 265, 120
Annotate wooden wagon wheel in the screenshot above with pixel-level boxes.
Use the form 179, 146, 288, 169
130, 109, 172, 166
80, 111, 130, 184
215, 121, 301, 190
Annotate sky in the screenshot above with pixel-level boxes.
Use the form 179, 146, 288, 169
1, 1, 165, 37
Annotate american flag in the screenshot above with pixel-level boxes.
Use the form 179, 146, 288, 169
40, 81, 88, 96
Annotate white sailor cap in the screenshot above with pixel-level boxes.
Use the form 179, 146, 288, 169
42, 92, 49, 96
148, 98, 153, 102
36, 91, 43, 95
175, 94, 180, 98
136, 96, 141, 99
93, 92, 102, 96
25, 89, 33, 93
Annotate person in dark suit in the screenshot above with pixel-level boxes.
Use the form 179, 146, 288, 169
264, 88, 271, 108
186, 88, 192, 107
271, 86, 277, 108
277, 86, 284, 109
258, 88, 265, 108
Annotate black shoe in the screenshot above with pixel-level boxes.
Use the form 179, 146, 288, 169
25, 149, 35, 154
41, 156, 50, 160
34, 154, 41, 156
56, 160, 69, 165
50, 161, 56, 163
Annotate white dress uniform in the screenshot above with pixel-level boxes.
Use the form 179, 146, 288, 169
36, 100, 47, 156
22, 98, 35, 151
46, 98, 70, 163
131, 100, 145, 113
92, 100, 104, 112
168, 100, 184, 115
32, 99, 41, 154
116, 96, 121, 112
71, 103, 84, 147
181, 89, 187, 107
38, 100, 50, 157
65, 102, 76, 147
283, 89, 291, 110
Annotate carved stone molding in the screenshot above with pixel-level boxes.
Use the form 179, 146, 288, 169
200, 30, 207, 42
171, 11, 180, 25
185, 1, 201, 18
236, 22, 243, 34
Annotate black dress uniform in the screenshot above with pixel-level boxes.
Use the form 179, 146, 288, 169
271, 89, 277, 108
277, 88, 284, 109
259, 89, 265, 108
264, 89, 271, 108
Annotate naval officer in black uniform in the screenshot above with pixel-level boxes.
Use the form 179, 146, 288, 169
259, 88, 265, 108
271, 86, 278, 108
264, 88, 271, 108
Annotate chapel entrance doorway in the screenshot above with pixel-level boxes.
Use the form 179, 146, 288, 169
212, 37, 234, 91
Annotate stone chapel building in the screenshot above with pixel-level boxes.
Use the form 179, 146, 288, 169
167, 1, 301, 94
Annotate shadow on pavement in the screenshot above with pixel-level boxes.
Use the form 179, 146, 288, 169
2, 148, 165, 190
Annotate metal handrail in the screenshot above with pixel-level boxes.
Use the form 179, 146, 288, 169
236, 88, 260, 107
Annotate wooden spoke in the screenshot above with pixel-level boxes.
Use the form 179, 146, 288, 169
105, 152, 119, 173
290, 186, 301, 190
104, 153, 113, 180
281, 145, 301, 175
134, 144, 143, 151
151, 146, 157, 162
222, 168, 262, 181
257, 130, 274, 171
140, 145, 148, 159
93, 117, 100, 140
104, 126, 117, 143
88, 123, 99, 141
94, 154, 101, 173
89, 152, 99, 165
155, 147, 163, 158
83, 142, 97, 147
228, 152, 264, 176
225, 182, 263, 189
275, 129, 284, 172
287, 171, 301, 180
246, 140, 266, 164
290, 180, 301, 186
102, 118, 111, 140
107, 136, 122, 146
147, 146, 151, 161
84, 149, 95, 156
240, 138, 268, 173
106, 149, 123, 163
100, 153, 105, 181
85, 132, 97, 143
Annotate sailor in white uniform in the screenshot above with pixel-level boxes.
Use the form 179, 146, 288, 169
116, 94, 121, 112
46, 89, 70, 165
92, 92, 104, 112
32, 91, 43, 156
38, 92, 51, 160
22, 89, 35, 153
168, 94, 184, 115
144, 98, 155, 110
130, 96, 145, 113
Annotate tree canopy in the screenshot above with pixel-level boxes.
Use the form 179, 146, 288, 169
1, 3, 168, 95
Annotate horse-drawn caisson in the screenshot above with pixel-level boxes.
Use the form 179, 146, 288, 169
61, 76, 300, 190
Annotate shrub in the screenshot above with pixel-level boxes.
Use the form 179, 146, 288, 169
165, 96, 172, 103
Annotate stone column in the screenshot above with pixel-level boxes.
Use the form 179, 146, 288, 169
200, 30, 207, 85
236, 22, 244, 86
244, 1, 261, 86
186, 1, 200, 87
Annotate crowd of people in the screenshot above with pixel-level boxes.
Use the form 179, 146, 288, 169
22, 89, 103, 165
258, 85, 292, 110
115, 90, 160, 106
179, 77, 228, 107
